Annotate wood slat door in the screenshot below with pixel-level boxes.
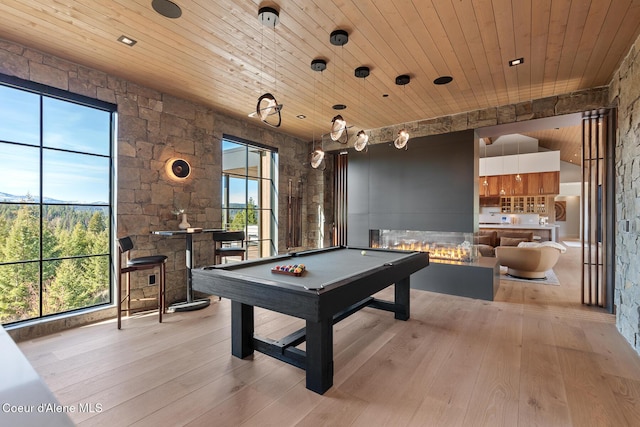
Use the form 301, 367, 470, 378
581, 109, 614, 312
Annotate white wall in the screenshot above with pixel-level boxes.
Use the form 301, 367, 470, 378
480, 151, 560, 175
555, 195, 580, 239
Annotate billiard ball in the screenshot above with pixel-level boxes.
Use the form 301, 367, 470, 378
361, 250, 367, 256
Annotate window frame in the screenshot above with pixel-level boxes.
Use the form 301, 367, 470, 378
0, 73, 116, 326
221, 134, 278, 259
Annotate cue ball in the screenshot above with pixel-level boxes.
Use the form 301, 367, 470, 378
361, 250, 367, 256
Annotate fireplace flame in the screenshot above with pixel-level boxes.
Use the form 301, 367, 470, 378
371, 241, 472, 262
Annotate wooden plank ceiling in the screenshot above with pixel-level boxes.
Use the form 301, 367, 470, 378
1, 0, 638, 156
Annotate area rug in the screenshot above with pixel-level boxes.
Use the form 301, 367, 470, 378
562, 240, 582, 248
499, 266, 560, 286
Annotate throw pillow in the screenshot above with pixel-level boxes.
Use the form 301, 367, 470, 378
475, 235, 492, 245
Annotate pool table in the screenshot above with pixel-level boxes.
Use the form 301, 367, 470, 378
191, 246, 429, 394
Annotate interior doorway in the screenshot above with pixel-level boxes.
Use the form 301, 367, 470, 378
477, 111, 616, 313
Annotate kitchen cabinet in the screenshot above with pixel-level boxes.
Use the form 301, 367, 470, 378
479, 175, 501, 197
502, 173, 526, 196
500, 195, 549, 214
482, 172, 558, 198
527, 171, 559, 195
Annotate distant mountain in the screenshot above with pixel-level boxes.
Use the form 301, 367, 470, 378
0, 192, 107, 205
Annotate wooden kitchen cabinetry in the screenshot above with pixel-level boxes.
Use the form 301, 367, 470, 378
479, 175, 501, 197
500, 196, 548, 214
501, 173, 527, 196
526, 171, 559, 195
481, 172, 558, 207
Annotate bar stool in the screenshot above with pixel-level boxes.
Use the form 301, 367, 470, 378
117, 236, 168, 329
212, 230, 246, 264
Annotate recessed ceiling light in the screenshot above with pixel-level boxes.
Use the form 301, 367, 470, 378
296, 114, 306, 119
509, 57, 524, 66
117, 35, 137, 46
332, 104, 347, 110
152, 0, 182, 19
433, 76, 453, 85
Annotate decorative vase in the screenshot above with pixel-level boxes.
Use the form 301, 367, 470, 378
178, 213, 190, 230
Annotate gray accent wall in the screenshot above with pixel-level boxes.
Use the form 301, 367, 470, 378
347, 130, 479, 246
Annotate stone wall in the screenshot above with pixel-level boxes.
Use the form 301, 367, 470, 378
4, 29, 635, 342
609, 34, 640, 354
0, 37, 331, 338
324, 87, 610, 152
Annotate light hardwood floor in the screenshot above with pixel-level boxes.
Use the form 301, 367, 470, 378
18, 245, 640, 426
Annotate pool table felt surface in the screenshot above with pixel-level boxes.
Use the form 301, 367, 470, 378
207, 247, 422, 290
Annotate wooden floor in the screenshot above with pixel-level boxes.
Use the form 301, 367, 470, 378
18, 245, 640, 426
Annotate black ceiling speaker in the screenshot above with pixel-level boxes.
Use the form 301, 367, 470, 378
152, 0, 182, 19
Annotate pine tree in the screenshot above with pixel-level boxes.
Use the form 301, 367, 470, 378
0, 206, 42, 322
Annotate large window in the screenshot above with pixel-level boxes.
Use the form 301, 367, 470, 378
221, 135, 278, 259
0, 76, 115, 325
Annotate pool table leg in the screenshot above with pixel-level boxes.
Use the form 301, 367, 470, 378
305, 318, 334, 394
395, 277, 410, 320
231, 301, 254, 358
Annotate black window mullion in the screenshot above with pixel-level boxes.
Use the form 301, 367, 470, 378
38, 94, 44, 318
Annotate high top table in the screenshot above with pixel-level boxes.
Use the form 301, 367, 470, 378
151, 228, 222, 312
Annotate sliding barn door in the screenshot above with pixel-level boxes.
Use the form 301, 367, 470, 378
581, 109, 615, 312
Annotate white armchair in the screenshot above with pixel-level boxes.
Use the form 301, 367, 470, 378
495, 241, 565, 279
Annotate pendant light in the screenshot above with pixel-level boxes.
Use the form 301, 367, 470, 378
253, 6, 282, 128
310, 59, 327, 169
310, 149, 325, 169
393, 74, 410, 149
354, 130, 369, 152
354, 66, 370, 152
329, 30, 349, 143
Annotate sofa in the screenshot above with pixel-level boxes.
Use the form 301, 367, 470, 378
495, 242, 566, 279
474, 230, 534, 257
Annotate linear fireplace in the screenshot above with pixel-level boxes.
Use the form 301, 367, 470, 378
369, 229, 478, 263
369, 229, 498, 300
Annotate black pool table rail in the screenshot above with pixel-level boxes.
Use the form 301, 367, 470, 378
199, 245, 425, 292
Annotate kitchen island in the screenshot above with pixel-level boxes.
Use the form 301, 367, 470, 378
479, 223, 559, 242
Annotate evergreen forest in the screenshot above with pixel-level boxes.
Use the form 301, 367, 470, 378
0, 203, 110, 324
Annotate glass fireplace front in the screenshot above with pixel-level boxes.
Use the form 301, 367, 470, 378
369, 229, 477, 263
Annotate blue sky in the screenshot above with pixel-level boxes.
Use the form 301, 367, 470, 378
0, 85, 111, 204
223, 140, 260, 206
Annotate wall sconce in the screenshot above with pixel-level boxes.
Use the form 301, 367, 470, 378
165, 158, 191, 181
